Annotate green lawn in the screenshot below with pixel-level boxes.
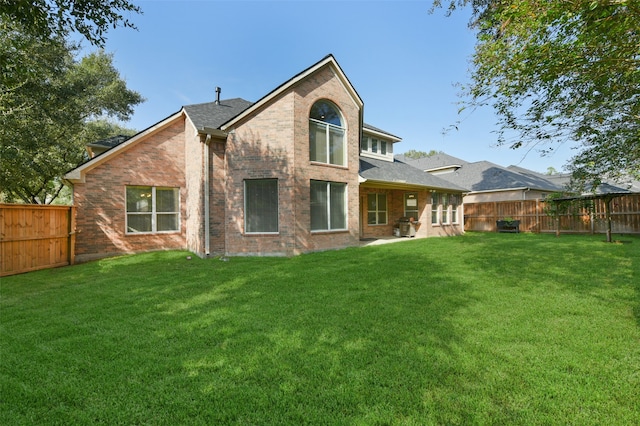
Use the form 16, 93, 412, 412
2, 233, 639, 425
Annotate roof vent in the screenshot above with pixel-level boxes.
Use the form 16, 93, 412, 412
215, 87, 221, 105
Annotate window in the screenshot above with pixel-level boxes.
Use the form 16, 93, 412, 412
431, 192, 460, 225
309, 101, 345, 166
451, 194, 460, 223
126, 186, 179, 233
442, 194, 450, 224
367, 193, 387, 225
431, 192, 440, 224
404, 192, 418, 221
311, 180, 347, 231
244, 179, 278, 233
361, 136, 393, 158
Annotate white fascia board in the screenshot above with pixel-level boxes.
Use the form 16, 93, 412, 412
426, 165, 462, 173
64, 110, 184, 183
362, 128, 401, 143
198, 127, 228, 139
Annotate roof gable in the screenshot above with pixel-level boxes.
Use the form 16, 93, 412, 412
65, 110, 184, 183
221, 54, 363, 131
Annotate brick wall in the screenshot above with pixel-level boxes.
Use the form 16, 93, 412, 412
222, 64, 361, 256
184, 120, 204, 255
291, 66, 361, 254
223, 91, 297, 256
73, 118, 188, 262
359, 187, 464, 239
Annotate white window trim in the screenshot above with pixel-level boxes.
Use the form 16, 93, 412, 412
311, 180, 348, 233
125, 186, 180, 235
309, 118, 347, 167
360, 135, 394, 162
367, 193, 388, 225
431, 193, 461, 226
442, 205, 451, 225
404, 192, 419, 221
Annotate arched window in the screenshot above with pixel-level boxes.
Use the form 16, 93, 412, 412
309, 100, 345, 166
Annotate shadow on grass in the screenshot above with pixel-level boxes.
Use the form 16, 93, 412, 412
112, 245, 484, 423
3, 234, 639, 424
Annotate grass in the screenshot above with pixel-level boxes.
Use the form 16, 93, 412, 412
1, 232, 639, 425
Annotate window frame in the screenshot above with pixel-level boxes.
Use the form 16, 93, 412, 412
125, 186, 180, 234
442, 194, 450, 225
310, 180, 348, 232
431, 192, 461, 225
451, 194, 460, 224
367, 193, 388, 225
431, 192, 440, 225
244, 179, 279, 234
309, 101, 346, 167
360, 135, 393, 159
404, 192, 419, 221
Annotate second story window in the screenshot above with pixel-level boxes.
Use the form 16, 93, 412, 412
361, 135, 393, 159
309, 100, 346, 166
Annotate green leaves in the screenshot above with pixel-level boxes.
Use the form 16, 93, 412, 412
438, 0, 640, 184
0, 20, 143, 203
0, 0, 142, 47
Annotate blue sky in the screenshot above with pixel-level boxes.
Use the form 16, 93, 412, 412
87, 0, 576, 173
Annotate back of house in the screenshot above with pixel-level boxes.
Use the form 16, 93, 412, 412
65, 55, 466, 262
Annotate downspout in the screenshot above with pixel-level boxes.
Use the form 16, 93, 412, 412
204, 134, 211, 256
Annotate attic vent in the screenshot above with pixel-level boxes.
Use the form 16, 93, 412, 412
215, 86, 221, 105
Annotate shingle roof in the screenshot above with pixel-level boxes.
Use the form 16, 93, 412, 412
183, 98, 254, 131
397, 153, 467, 170
87, 135, 131, 149
363, 123, 401, 141
439, 161, 564, 192
508, 165, 640, 194
360, 157, 468, 192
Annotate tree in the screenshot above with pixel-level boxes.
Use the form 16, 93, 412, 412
0, 0, 141, 46
0, 22, 143, 204
434, 0, 639, 185
402, 149, 443, 159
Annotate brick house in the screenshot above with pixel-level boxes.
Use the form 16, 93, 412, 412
65, 55, 466, 262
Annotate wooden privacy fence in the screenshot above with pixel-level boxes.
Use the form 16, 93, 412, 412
1, 204, 76, 276
464, 194, 640, 234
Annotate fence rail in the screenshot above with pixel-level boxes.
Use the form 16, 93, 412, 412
1, 204, 76, 276
464, 195, 640, 235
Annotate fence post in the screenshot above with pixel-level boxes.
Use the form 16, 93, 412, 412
68, 206, 76, 265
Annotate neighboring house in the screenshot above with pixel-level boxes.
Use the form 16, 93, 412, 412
398, 153, 564, 203
65, 55, 466, 262
85, 135, 132, 158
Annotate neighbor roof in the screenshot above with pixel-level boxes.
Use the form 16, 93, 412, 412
86, 135, 132, 150
360, 157, 467, 192
439, 161, 563, 192
397, 153, 468, 171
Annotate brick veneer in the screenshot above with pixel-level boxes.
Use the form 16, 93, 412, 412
221, 65, 361, 256
73, 119, 188, 262
71, 59, 462, 262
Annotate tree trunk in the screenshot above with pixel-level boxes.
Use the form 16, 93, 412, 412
604, 196, 613, 243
